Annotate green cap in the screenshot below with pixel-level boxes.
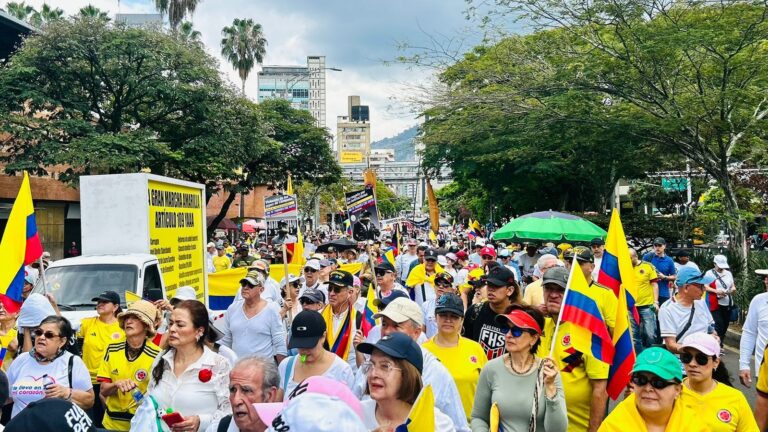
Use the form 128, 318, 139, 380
632, 347, 682, 381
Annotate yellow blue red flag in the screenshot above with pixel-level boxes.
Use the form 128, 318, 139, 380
395, 384, 435, 431
360, 283, 378, 337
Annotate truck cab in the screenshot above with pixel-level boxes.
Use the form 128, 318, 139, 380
32, 254, 166, 329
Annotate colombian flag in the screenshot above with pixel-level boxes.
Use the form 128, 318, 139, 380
597, 209, 640, 324
289, 230, 305, 266
344, 219, 352, 236
383, 248, 396, 268
360, 283, 378, 337
395, 384, 435, 431
0, 173, 44, 313
561, 259, 614, 364
391, 223, 401, 256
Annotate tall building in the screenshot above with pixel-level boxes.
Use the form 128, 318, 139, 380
257, 56, 326, 129
115, 14, 162, 27
337, 96, 371, 164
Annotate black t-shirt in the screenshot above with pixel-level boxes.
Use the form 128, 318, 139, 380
463, 302, 507, 360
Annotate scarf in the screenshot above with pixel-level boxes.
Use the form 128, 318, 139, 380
600, 394, 706, 432
322, 304, 356, 360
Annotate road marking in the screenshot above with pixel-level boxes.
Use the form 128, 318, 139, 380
724, 344, 739, 354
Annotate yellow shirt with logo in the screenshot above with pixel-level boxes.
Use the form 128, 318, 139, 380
599, 393, 707, 431
0, 327, 18, 372
537, 318, 609, 432
633, 261, 658, 306
423, 336, 488, 420
97, 340, 161, 431
212, 255, 231, 272
680, 380, 757, 432
76, 317, 125, 383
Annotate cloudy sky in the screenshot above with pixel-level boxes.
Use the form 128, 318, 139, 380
19, 0, 487, 142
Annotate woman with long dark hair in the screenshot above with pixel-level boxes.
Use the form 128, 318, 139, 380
148, 300, 231, 432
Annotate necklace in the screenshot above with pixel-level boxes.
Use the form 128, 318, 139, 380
125, 341, 145, 362
508, 353, 535, 374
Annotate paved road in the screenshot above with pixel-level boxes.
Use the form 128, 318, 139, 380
723, 342, 757, 407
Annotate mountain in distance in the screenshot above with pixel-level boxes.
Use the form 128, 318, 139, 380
371, 125, 418, 162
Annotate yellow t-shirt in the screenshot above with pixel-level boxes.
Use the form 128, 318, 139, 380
680, 380, 757, 432
757, 347, 768, 396
423, 336, 488, 420
586, 283, 617, 334
77, 317, 125, 383
212, 255, 231, 272
522, 279, 544, 306
0, 327, 18, 372
633, 262, 658, 306
97, 341, 161, 431
537, 318, 609, 432
599, 393, 707, 432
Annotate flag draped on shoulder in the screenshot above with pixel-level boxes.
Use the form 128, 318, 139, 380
0, 172, 44, 313
360, 283, 378, 337
395, 384, 435, 431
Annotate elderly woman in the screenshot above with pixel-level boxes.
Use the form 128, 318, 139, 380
678, 332, 757, 431
278, 310, 354, 396
599, 347, 705, 431
357, 332, 455, 431
471, 305, 566, 432
98, 300, 161, 431
7, 315, 94, 418
148, 300, 231, 432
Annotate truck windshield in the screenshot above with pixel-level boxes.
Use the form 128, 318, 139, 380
33, 264, 138, 309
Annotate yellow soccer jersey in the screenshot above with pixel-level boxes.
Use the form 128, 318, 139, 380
77, 317, 125, 383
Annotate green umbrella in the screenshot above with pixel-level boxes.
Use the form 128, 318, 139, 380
492, 211, 606, 242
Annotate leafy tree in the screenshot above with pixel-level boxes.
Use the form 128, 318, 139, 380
374, 179, 411, 219
29, 3, 63, 27
154, 0, 200, 31
177, 21, 201, 43
78, 5, 109, 21
4, 1, 35, 21
221, 18, 267, 94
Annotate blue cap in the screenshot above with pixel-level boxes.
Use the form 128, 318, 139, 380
357, 332, 423, 373
675, 266, 715, 287
373, 290, 409, 309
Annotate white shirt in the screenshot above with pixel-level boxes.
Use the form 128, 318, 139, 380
220, 301, 288, 358
591, 255, 603, 281
148, 346, 232, 432
705, 269, 735, 306
674, 260, 701, 273
422, 299, 438, 339
360, 398, 456, 431
740, 291, 768, 376
658, 298, 714, 340
395, 253, 419, 281
206, 252, 216, 274
278, 354, 355, 396
7, 352, 92, 418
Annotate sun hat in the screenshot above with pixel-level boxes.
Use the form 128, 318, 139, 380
117, 299, 158, 336
632, 347, 683, 381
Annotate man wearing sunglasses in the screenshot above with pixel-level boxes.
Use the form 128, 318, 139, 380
658, 266, 717, 354
537, 266, 609, 432
422, 272, 456, 339
298, 259, 328, 302
321, 271, 362, 369
395, 239, 420, 285
373, 262, 408, 300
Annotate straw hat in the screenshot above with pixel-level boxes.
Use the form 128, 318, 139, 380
117, 300, 158, 336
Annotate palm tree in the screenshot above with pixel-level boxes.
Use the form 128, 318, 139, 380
221, 18, 267, 95
79, 4, 109, 20
5, 1, 36, 22
178, 21, 201, 43
30, 3, 63, 27
154, 0, 201, 31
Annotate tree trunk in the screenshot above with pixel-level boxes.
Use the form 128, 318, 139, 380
242, 78, 246, 96
207, 189, 238, 233
719, 175, 749, 275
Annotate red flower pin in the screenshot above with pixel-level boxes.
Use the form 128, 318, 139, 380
198, 368, 213, 383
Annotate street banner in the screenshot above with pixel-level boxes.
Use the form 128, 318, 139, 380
345, 186, 380, 231
264, 194, 299, 236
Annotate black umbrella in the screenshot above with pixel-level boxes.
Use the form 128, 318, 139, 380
316, 238, 357, 253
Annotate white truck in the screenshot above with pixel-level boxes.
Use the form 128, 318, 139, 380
33, 173, 208, 326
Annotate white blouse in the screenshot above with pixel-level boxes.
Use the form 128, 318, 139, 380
148, 346, 232, 431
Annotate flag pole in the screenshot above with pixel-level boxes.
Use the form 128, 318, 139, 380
39, 256, 47, 295
548, 254, 579, 358
282, 242, 293, 324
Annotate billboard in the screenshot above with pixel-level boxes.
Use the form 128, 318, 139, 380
264, 194, 299, 236
340, 151, 364, 164
345, 186, 380, 241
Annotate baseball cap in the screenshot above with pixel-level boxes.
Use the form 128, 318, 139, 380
91, 291, 120, 305
542, 266, 569, 289
455, 250, 469, 261
713, 254, 729, 269
434, 272, 454, 285
328, 270, 354, 287
446, 252, 458, 261
255, 376, 365, 428
437, 255, 448, 267
676, 250, 691, 258
486, 265, 515, 287
281, 274, 304, 288
423, 249, 438, 261
632, 347, 683, 382
215, 244, 225, 250
239, 273, 263, 287
476, 238, 486, 247
304, 260, 321, 271
319, 259, 333, 268
23, 274, 36, 285
434, 293, 464, 316
675, 266, 716, 287
249, 260, 269, 272
589, 238, 605, 246
680, 332, 720, 358
653, 237, 666, 245
288, 311, 326, 349
563, 246, 593, 263
299, 289, 326, 305
480, 246, 497, 258
498, 249, 511, 258
206, 242, 216, 249
357, 332, 424, 373
266, 393, 367, 432
374, 262, 395, 273
172, 286, 198, 302
6, 398, 96, 432
373, 297, 424, 326
538, 246, 559, 257
495, 309, 542, 335
372, 290, 409, 309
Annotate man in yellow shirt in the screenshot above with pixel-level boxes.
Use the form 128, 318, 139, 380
76, 290, 125, 428
754, 344, 768, 430
629, 248, 659, 354
522, 254, 561, 311
212, 244, 231, 272
537, 267, 609, 432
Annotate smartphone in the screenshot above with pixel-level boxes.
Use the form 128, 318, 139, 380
161, 412, 185, 427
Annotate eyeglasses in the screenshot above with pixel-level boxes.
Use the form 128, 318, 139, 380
500, 326, 528, 338
33, 329, 62, 339
329, 285, 348, 293
361, 361, 402, 376
680, 351, 713, 366
631, 374, 678, 390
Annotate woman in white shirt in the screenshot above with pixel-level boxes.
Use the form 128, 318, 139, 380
357, 332, 455, 431
148, 300, 231, 432
278, 310, 354, 396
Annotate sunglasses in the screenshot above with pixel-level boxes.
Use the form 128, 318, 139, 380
375, 271, 390, 277
680, 351, 713, 366
299, 298, 318, 305
290, 282, 300, 288
329, 285, 348, 293
500, 326, 529, 337
435, 281, 453, 288
631, 374, 678, 389
481, 255, 495, 260
304, 268, 318, 273
33, 329, 62, 339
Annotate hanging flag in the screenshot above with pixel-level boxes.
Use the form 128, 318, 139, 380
344, 219, 352, 236
289, 230, 305, 266
0, 172, 44, 313
426, 179, 440, 236
286, 174, 293, 196
607, 279, 636, 399
391, 224, 401, 257
597, 209, 641, 324
395, 384, 435, 431
428, 229, 437, 243
360, 283, 378, 337
559, 258, 615, 364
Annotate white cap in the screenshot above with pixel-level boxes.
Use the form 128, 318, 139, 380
304, 259, 321, 271
281, 274, 304, 288
756, 269, 768, 276
476, 238, 486, 247
266, 393, 367, 432
206, 242, 216, 249
173, 286, 197, 301
18, 293, 56, 328
437, 255, 448, 267
713, 254, 729, 269
373, 297, 424, 327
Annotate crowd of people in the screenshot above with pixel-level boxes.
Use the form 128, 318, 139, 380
1, 226, 768, 432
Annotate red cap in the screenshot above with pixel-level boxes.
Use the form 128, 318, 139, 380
455, 250, 469, 260
495, 309, 542, 335
480, 246, 496, 258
